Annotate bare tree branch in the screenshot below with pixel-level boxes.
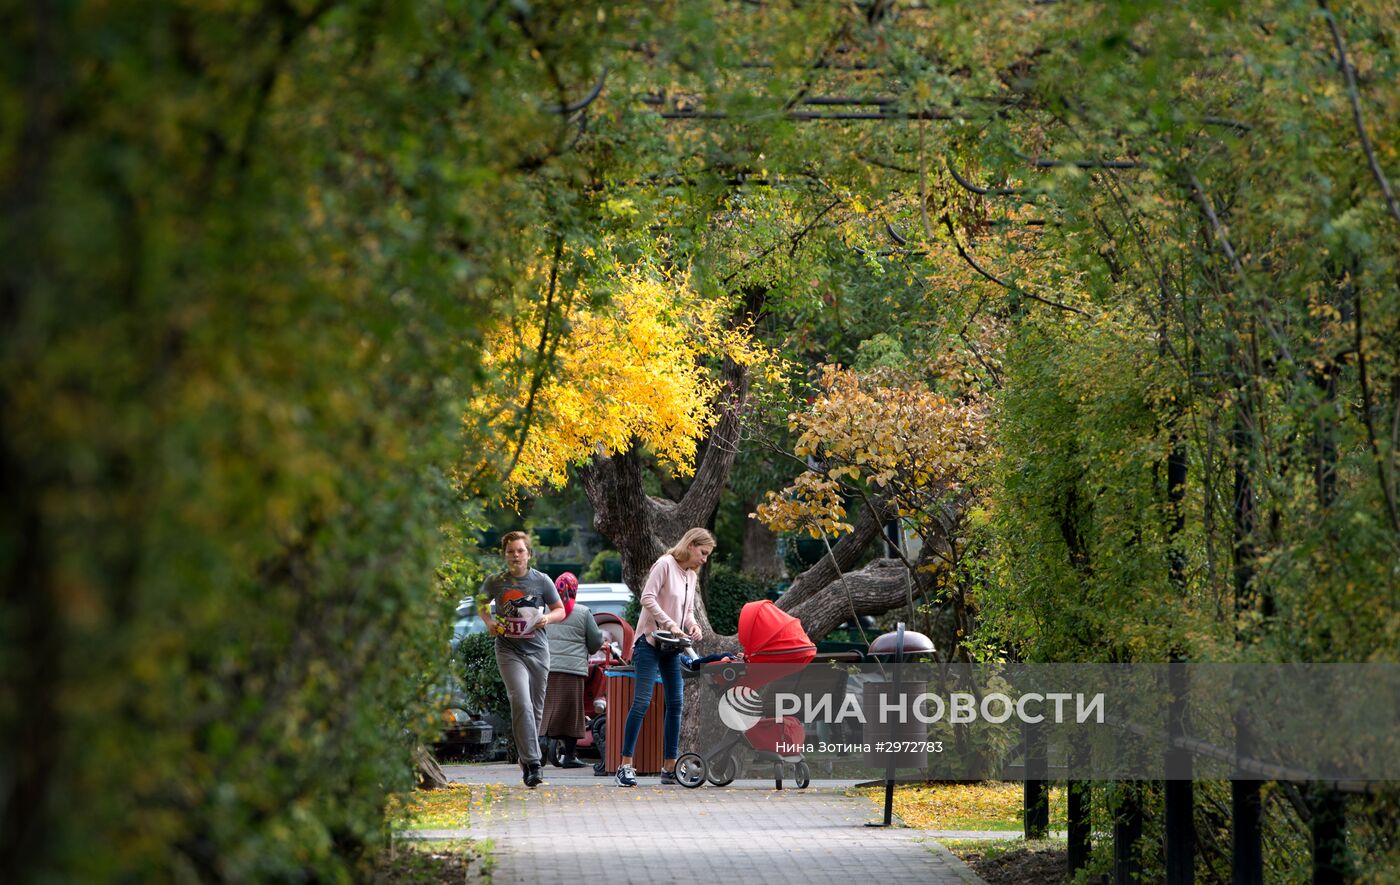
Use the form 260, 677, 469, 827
1319, 0, 1400, 229
783, 555, 947, 643
553, 67, 608, 114
1351, 282, 1400, 533
947, 160, 1025, 196
667, 356, 751, 533
1184, 171, 1298, 368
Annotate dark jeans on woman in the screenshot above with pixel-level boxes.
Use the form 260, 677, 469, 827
620, 637, 684, 760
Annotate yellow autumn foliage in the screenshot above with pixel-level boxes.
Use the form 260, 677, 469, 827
389, 784, 501, 830
859, 782, 1066, 831
466, 267, 781, 491
757, 366, 989, 539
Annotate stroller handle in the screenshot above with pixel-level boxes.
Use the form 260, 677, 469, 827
681, 658, 747, 684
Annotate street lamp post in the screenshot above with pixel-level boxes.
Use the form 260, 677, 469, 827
865, 622, 934, 827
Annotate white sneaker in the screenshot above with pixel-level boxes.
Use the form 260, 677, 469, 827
614, 764, 637, 787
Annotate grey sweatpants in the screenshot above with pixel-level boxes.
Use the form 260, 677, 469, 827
495, 640, 550, 764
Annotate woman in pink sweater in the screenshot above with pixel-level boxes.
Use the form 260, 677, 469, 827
614, 528, 714, 787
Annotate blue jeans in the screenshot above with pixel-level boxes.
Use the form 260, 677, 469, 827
621, 637, 684, 760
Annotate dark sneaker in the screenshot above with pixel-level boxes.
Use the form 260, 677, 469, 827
659, 768, 679, 785
524, 763, 544, 788
560, 755, 585, 769
614, 764, 637, 787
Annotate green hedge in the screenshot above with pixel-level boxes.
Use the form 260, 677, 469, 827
581, 549, 622, 583
455, 633, 512, 728
0, 3, 619, 881
705, 564, 772, 635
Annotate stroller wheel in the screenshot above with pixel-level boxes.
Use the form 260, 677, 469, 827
704, 753, 737, 787
589, 715, 607, 750
543, 738, 565, 768
674, 753, 706, 789
794, 761, 811, 789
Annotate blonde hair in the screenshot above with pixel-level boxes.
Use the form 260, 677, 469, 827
667, 528, 717, 565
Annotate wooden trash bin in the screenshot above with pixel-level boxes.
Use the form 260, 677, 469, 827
604, 670, 666, 775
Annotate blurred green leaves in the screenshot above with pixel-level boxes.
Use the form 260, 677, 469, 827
0, 0, 632, 880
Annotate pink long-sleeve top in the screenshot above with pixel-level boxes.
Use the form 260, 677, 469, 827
635, 553, 697, 640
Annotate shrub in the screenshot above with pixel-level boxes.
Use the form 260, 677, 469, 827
705, 564, 771, 635
455, 633, 511, 727
581, 549, 621, 582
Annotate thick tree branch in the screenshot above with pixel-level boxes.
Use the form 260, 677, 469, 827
581, 293, 764, 590
783, 556, 944, 642
776, 496, 894, 612
661, 356, 751, 536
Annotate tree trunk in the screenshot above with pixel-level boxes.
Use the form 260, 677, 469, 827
579, 355, 751, 600
414, 746, 452, 790
739, 495, 784, 580
579, 445, 661, 592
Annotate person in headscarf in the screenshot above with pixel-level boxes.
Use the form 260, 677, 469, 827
539, 572, 603, 768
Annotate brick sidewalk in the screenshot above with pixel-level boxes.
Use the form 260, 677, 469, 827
409, 763, 986, 884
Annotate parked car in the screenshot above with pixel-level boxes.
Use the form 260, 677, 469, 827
575, 582, 634, 620
451, 596, 488, 648
433, 598, 495, 760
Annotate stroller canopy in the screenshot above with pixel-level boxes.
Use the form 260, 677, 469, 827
591, 611, 635, 663
737, 601, 816, 663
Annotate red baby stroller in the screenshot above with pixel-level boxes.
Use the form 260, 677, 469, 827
673, 600, 818, 790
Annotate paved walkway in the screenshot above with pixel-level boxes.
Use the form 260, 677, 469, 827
407, 763, 989, 884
